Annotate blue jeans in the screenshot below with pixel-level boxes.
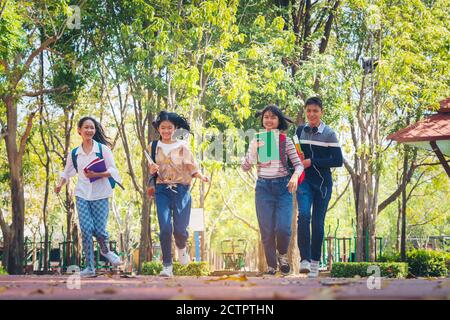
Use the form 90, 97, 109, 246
296, 179, 332, 262
255, 176, 293, 269
155, 184, 191, 267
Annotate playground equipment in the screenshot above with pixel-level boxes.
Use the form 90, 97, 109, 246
319, 219, 384, 270
220, 239, 247, 271
23, 236, 122, 273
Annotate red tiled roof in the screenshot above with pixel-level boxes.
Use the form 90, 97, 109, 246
388, 97, 450, 143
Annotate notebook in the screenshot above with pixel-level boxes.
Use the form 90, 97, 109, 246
84, 157, 107, 183
256, 130, 280, 163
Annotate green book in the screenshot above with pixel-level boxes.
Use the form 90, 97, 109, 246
256, 130, 279, 163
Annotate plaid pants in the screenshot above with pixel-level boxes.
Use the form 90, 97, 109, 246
75, 197, 110, 270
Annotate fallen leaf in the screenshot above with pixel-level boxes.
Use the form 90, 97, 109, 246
206, 274, 248, 282
305, 287, 340, 300
169, 294, 194, 300
30, 289, 46, 295
436, 281, 450, 289
320, 280, 352, 286
0, 287, 8, 294
95, 287, 117, 294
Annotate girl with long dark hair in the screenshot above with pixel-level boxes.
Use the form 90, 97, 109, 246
55, 116, 122, 277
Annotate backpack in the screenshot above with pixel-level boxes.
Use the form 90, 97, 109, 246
71, 142, 123, 190
147, 140, 159, 197
279, 130, 305, 185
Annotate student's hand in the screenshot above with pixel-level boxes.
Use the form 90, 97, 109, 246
299, 152, 305, 161
250, 140, 264, 157
303, 159, 311, 169
55, 185, 62, 194
85, 170, 106, 179
200, 175, 210, 183
287, 174, 299, 193
149, 164, 159, 175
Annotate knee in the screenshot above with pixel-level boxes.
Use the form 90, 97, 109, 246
173, 229, 188, 240
276, 227, 291, 239
298, 210, 311, 224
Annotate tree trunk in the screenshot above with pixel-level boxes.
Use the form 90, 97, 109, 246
257, 238, 267, 272
287, 196, 299, 274
400, 148, 409, 261
0, 209, 11, 270
4, 96, 25, 274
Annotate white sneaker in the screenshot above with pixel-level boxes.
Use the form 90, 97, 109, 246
80, 267, 96, 278
159, 265, 173, 277
300, 260, 311, 273
308, 260, 319, 278
101, 251, 122, 266
177, 246, 190, 266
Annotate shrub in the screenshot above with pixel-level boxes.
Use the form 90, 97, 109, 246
406, 249, 448, 277
141, 261, 210, 276
0, 265, 7, 275
377, 252, 401, 263
173, 262, 210, 276
331, 262, 408, 278
141, 261, 163, 275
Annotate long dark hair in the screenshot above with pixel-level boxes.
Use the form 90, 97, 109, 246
152, 111, 191, 133
255, 104, 293, 130
78, 116, 112, 147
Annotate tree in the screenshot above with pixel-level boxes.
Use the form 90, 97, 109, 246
0, 1, 69, 273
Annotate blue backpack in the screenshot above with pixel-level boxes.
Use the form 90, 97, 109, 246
71, 142, 124, 190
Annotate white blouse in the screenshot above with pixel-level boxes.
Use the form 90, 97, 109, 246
60, 141, 121, 201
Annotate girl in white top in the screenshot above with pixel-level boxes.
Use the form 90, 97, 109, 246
55, 116, 122, 277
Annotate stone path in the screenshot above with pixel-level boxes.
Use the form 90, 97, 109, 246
0, 274, 449, 300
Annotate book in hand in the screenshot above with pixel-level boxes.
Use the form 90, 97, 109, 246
84, 157, 107, 183
256, 130, 280, 163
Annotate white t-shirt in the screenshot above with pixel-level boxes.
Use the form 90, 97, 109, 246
157, 140, 186, 156
61, 141, 121, 201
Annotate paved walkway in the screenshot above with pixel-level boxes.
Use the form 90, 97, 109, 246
0, 274, 449, 300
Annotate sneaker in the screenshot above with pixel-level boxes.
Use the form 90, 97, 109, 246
277, 253, 291, 275
80, 267, 96, 278
159, 265, 173, 277
177, 246, 190, 266
308, 260, 319, 278
101, 251, 123, 266
265, 267, 277, 275
299, 260, 311, 273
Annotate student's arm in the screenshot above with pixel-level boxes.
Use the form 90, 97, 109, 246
241, 139, 258, 172
310, 131, 343, 168
183, 144, 208, 182
286, 137, 304, 176
55, 151, 77, 193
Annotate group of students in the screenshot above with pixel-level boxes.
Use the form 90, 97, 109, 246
55, 96, 343, 278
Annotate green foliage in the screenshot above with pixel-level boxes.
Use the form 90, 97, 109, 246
173, 262, 210, 276
141, 261, 210, 276
376, 249, 449, 277
406, 249, 448, 278
377, 252, 401, 263
141, 261, 163, 275
331, 262, 409, 278
0, 265, 7, 275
